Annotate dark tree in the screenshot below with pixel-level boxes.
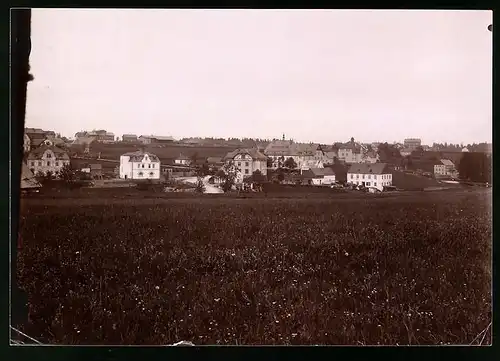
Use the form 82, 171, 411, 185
251, 169, 266, 183
283, 157, 297, 170
59, 163, 75, 182
458, 152, 491, 183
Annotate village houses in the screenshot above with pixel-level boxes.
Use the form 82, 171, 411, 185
347, 163, 393, 192
26, 145, 70, 176
223, 148, 268, 184
119, 150, 161, 180
264, 135, 333, 170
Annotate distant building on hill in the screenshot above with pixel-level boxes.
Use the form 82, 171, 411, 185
403, 138, 422, 150
75, 130, 115, 144
119, 150, 161, 180
122, 134, 138, 142
139, 135, 175, 145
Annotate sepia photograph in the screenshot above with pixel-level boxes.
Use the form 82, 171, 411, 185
12, 8, 492, 346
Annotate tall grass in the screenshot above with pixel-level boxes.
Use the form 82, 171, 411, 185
16, 189, 491, 345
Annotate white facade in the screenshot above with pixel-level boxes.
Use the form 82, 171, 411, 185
27, 148, 70, 176
347, 172, 392, 191
338, 148, 363, 163
174, 158, 191, 165
434, 160, 457, 178
310, 174, 336, 185
119, 152, 161, 180
231, 153, 267, 183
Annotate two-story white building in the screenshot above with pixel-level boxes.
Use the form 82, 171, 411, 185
434, 159, 457, 178
119, 151, 161, 180
223, 148, 268, 183
26, 145, 70, 176
347, 163, 393, 191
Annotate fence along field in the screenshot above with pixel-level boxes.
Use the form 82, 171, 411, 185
16, 188, 491, 345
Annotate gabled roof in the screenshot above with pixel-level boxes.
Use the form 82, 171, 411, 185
347, 163, 390, 175
224, 148, 268, 161
27, 146, 70, 160
302, 167, 336, 178
264, 140, 294, 156
440, 159, 455, 166
122, 151, 160, 162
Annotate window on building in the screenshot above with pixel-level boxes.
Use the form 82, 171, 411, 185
138, 172, 143, 177
149, 172, 154, 176
152, 164, 155, 168
31, 161, 35, 166
356, 174, 359, 179
245, 162, 249, 167
38, 161, 41, 166
55, 162, 59, 166
366, 182, 371, 186
148, 164, 151, 169
374, 182, 377, 186
47, 161, 51, 166
238, 162, 241, 166
350, 174, 354, 179
245, 169, 249, 174
46, 153, 52, 158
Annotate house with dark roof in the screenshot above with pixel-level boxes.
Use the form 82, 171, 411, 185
302, 167, 337, 185
26, 146, 70, 176
119, 151, 161, 180
434, 159, 457, 178
81, 163, 104, 179
347, 163, 393, 191
223, 148, 268, 184
174, 153, 191, 166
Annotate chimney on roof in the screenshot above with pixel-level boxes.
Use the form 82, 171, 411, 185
283, 134, 285, 141
351, 137, 355, 143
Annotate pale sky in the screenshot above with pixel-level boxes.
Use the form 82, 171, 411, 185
25, 9, 492, 145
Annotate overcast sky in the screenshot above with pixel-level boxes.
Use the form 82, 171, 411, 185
25, 9, 492, 145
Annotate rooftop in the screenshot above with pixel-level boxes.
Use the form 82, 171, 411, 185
347, 163, 390, 175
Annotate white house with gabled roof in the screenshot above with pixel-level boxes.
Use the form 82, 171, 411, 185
119, 150, 161, 180
347, 163, 393, 191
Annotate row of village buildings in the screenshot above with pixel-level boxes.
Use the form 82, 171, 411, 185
22, 129, 459, 192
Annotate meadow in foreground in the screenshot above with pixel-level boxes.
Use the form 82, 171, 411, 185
16, 189, 491, 345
